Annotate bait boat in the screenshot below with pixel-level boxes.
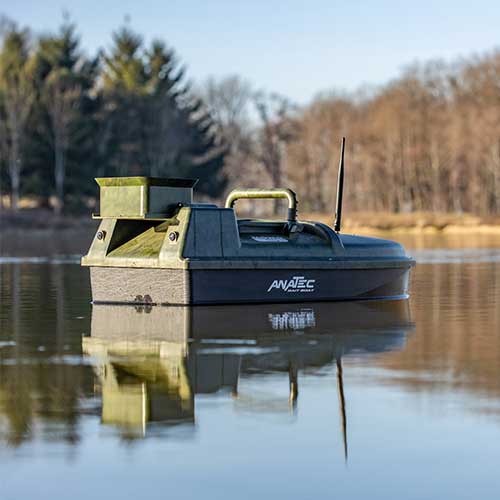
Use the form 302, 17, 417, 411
82, 139, 415, 305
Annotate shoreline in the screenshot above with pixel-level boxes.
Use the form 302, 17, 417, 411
2, 208, 500, 234
344, 224, 500, 235
302, 212, 500, 235
0, 208, 97, 230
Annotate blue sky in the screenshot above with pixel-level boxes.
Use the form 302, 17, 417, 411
2, 0, 500, 103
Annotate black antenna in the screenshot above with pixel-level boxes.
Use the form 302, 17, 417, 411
334, 137, 346, 232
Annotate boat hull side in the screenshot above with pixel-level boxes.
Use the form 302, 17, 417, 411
89, 265, 412, 305
190, 267, 411, 304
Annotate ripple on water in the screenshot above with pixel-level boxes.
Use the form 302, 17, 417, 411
412, 248, 500, 263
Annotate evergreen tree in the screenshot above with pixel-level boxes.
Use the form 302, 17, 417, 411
30, 19, 99, 212
0, 21, 226, 212
99, 27, 146, 175
100, 27, 226, 196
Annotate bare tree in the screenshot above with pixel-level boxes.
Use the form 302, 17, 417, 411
282, 56, 500, 216
253, 92, 297, 212
286, 95, 354, 212
0, 101, 7, 209
201, 75, 254, 191
0, 24, 34, 211
203, 75, 252, 146
43, 68, 82, 214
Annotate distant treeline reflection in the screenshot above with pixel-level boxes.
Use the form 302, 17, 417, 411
382, 263, 500, 399
1, 262, 500, 446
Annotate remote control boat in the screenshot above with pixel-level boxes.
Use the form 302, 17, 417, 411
81, 139, 415, 305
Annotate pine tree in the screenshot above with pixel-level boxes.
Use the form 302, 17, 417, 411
100, 27, 146, 175
101, 27, 226, 196
31, 19, 98, 213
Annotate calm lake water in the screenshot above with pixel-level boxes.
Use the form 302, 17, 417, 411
1, 234, 500, 499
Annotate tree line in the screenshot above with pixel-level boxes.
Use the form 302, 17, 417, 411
0, 17, 226, 213
2, 17, 500, 216
207, 57, 500, 216
286, 58, 500, 215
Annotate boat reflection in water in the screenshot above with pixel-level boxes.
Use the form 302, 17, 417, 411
83, 300, 414, 450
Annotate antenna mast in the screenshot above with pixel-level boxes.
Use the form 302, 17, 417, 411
334, 137, 346, 232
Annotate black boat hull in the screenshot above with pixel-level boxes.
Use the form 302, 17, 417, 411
89, 264, 412, 305
190, 266, 411, 304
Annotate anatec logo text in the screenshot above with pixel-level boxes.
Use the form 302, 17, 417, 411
267, 276, 316, 293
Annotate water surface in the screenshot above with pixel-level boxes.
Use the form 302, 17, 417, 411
1, 242, 500, 499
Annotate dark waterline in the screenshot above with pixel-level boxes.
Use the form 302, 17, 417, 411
1, 255, 500, 499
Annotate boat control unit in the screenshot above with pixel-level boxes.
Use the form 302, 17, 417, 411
81, 139, 415, 305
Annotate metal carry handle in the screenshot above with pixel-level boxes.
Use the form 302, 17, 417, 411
225, 188, 298, 223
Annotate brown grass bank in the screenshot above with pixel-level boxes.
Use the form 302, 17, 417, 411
302, 211, 500, 235
2, 208, 500, 234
